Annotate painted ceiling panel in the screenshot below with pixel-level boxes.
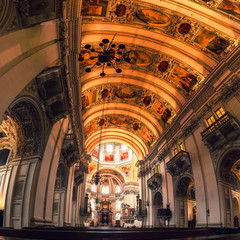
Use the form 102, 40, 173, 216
81, 83, 175, 124
80, 0, 240, 155
81, 72, 185, 109
83, 106, 162, 137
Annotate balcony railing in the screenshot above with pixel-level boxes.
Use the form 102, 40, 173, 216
201, 112, 240, 151
201, 113, 232, 139
167, 151, 191, 177
147, 173, 162, 191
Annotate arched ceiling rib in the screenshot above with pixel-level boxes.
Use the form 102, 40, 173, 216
79, 0, 240, 158
81, 71, 184, 111
83, 104, 162, 136
140, 0, 240, 36
85, 129, 147, 159
81, 30, 216, 71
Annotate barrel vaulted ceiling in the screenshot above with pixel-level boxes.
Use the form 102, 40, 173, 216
79, 0, 240, 159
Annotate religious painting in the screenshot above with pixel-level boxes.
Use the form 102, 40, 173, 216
115, 4, 127, 17
79, 50, 98, 67
133, 123, 139, 130
217, 0, 240, 20
120, 152, 128, 160
82, 90, 98, 110
99, 118, 105, 126
194, 28, 229, 55
81, 0, 109, 17
92, 149, 99, 159
84, 121, 96, 136
124, 51, 151, 66
102, 89, 109, 99
136, 9, 171, 26
161, 108, 172, 123
141, 127, 153, 147
178, 23, 191, 35
152, 100, 167, 118
89, 162, 97, 173
170, 66, 198, 93
115, 86, 137, 100
120, 165, 130, 175
105, 154, 114, 161
158, 61, 169, 73
110, 116, 128, 127
143, 96, 151, 106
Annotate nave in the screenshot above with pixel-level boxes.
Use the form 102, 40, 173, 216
0, 0, 240, 238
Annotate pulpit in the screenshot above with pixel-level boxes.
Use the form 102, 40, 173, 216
98, 200, 113, 226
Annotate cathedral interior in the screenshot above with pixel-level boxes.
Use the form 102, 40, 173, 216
0, 0, 240, 239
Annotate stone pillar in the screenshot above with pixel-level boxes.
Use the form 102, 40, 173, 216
33, 118, 69, 226
64, 165, 75, 226
5, 156, 41, 229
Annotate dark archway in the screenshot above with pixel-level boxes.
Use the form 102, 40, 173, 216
175, 176, 195, 228
0, 149, 10, 166
152, 192, 163, 227
217, 148, 240, 227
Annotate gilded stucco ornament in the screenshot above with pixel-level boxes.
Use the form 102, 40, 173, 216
82, 83, 175, 124
17, 0, 30, 18
109, 0, 135, 23
84, 114, 156, 148
80, 43, 204, 98
192, 0, 240, 22
81, 0, 238, 60
0, 116, 18, 162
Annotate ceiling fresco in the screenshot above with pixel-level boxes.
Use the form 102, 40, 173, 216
79, 0, 240, 157
81, 0, 238, 59
82, 83, 175, 124
80, 44, 205, 96
84, 114, 156, 148
195, 0, 240, 20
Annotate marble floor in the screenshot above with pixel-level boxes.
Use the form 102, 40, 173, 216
0, 234, 240, 240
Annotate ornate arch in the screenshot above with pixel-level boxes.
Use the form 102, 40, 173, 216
216, 146, 240, 182
8, 95, 46, 157
175, 174, 194, 197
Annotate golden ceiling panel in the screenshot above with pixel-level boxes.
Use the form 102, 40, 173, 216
79, 0, 240, 155
82, 83, 175, 124
81, 0, 238, 60
84, 114, 156, 149
79, 43, 204, 97
193, 0, 240, 22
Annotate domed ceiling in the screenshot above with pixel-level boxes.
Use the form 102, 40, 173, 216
79, 0, 240, 159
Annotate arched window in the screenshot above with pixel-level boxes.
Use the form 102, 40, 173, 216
116, 185, 121, 193
116, 213, 121, 220
102, 185, 109, 194
0, 149, 10, 166
116, 200, 121, 211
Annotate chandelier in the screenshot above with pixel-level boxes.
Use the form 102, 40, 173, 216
91, 171, 104, 186
78, 34, 125, 77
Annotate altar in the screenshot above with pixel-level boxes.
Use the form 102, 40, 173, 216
98, 200, 113, 226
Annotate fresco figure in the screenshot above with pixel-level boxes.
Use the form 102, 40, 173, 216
136, 9, 171, 26
115, 4, 126, 17
82, 0, 108, 17
218, 0, 240, 20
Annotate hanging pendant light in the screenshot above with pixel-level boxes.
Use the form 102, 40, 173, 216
78, 34, 125, 77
